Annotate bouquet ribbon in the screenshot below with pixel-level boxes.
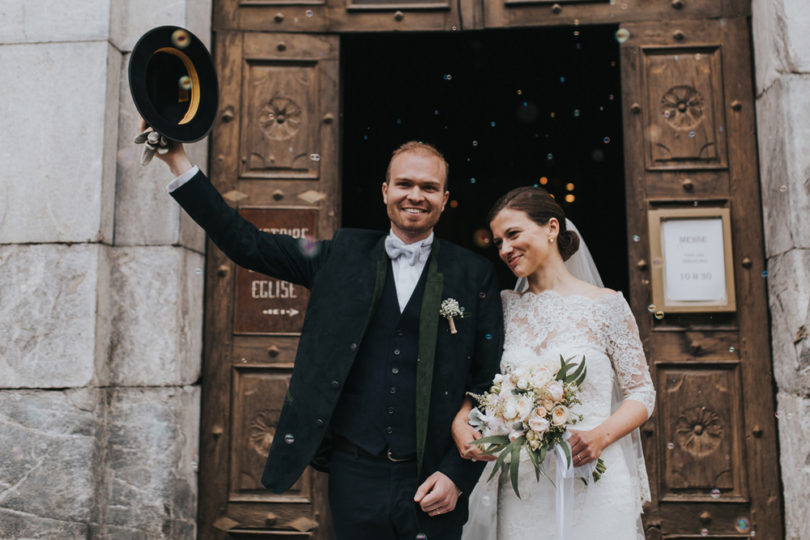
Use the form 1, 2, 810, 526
553, 432, 597, 540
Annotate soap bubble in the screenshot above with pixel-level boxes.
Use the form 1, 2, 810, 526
689, 130, 696, 138
735, 517, 750, 533
603, 137, 611, 144
647, 304, 656, 312
473, 229, 491, 248
667, 442, 674, 450
779, 185, 787, 192
298, 236, 321, 258
700, 529, 708, 537
284, 433, 295, 444
728, 346, 736, 353
178, 75, 192, 91
615, 28, 630, 43
472, 140, 479, 147
309, 153, 320, 161
632, 235, 640, 242
761, 270, 768, 278
469, 177, 477, 184
171, 29, 190, 49
710, 488, 721, 499
485, 333, 493, 340
443, 73, 453, 81
306, 8, 313, 17
654, 311, 665, 319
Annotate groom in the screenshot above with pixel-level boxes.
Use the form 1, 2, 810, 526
149, 133, 503, 539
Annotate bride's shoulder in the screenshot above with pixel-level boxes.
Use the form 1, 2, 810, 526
571, 280, 618, 301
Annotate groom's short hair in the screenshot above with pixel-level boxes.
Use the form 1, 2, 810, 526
385, 141, 450, 191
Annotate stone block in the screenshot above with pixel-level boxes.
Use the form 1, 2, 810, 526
753, 0, 810, 94
115, 52, 206, 252
752, 0, 790, 94
0, 41, 118, 244
0, 244, 111, 389
767, 249, 810, 394
109, 246, 203, 386
96, 386, 200, 539
109, 0, 212, 52
756, 75, 810, 257
0, 389, 101, 535
775, 392, 810, 540
0, 0, 111, 44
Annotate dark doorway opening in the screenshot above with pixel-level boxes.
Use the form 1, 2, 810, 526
341, 26, 627, 292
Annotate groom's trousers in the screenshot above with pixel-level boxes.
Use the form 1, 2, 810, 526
328, 448, 463, 540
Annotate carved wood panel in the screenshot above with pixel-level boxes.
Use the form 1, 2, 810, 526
642, 47, 728, 171
231, 367, 312, 502
658, 364, 745, 498
240, 61, 320, 180
482, 1, 746, 29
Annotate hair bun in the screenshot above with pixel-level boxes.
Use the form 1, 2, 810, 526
557, 230, 580, 261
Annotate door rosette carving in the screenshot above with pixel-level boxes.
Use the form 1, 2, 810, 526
661, 85, 704, 129
249, 410, 278, 456
675, 406, 724, 457
259, 97, 302, 140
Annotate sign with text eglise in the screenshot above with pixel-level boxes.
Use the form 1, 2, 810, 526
234, 208, 318, 334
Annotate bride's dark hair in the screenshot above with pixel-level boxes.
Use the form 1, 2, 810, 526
487, 186, 580, 261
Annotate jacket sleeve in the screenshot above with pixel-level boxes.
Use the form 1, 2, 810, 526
438, 264, 504, 495
170, 170, 330, 287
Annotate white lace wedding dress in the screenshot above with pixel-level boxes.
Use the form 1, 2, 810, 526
467, 289, 655, 540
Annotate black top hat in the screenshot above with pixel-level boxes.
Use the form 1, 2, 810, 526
129, 26, 218, 142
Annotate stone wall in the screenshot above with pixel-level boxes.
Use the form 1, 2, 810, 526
0, 1, 211, 537
752, 1, 810, 539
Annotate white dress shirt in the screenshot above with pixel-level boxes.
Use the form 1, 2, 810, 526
386, 230, 433, 312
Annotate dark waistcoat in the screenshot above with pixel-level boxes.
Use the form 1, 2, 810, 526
330, 260, 428, 456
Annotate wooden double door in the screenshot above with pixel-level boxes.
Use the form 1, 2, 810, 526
199, 1, 782, 538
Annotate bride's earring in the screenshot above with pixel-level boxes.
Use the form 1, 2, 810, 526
549, 237, 555, 243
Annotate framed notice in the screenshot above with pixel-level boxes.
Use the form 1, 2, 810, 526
233, 207, 318, 335
648, 208, 736, 313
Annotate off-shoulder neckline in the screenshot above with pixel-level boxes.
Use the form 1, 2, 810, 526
502, 288, 622, 303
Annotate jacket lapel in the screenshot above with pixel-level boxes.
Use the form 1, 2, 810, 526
415, 240, 443, 474
360, 237, 389, 339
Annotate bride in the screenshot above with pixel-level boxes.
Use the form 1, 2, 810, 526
452, 186, 655, 540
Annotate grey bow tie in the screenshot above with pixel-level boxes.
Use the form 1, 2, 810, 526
385, 236, 424, 266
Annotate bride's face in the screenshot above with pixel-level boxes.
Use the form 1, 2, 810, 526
490, 208, 559, 277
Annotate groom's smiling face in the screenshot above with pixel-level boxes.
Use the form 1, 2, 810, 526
382, 151, 449, 243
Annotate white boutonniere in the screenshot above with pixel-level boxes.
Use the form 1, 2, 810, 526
440, 298, 465, 334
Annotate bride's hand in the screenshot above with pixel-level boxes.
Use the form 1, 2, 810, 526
451, 405, 496, 462
567, 428, 609, 467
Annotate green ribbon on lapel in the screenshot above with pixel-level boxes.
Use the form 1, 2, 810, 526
415, 241, 443, 475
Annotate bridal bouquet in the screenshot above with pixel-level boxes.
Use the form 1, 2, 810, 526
468, 354, 606, 497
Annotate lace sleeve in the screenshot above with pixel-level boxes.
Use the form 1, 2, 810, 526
603, 294, 656, 418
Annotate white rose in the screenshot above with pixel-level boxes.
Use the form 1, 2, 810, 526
517, 377, 530, 391
542, 399, 555, 411
493, 374, 503, 384
503, 400, 518, 421
528, 413, 550, 435
530, 368, 552, 390
547, 381, 564, 402
515, 395, 534, 422
551, 405, 570, 426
